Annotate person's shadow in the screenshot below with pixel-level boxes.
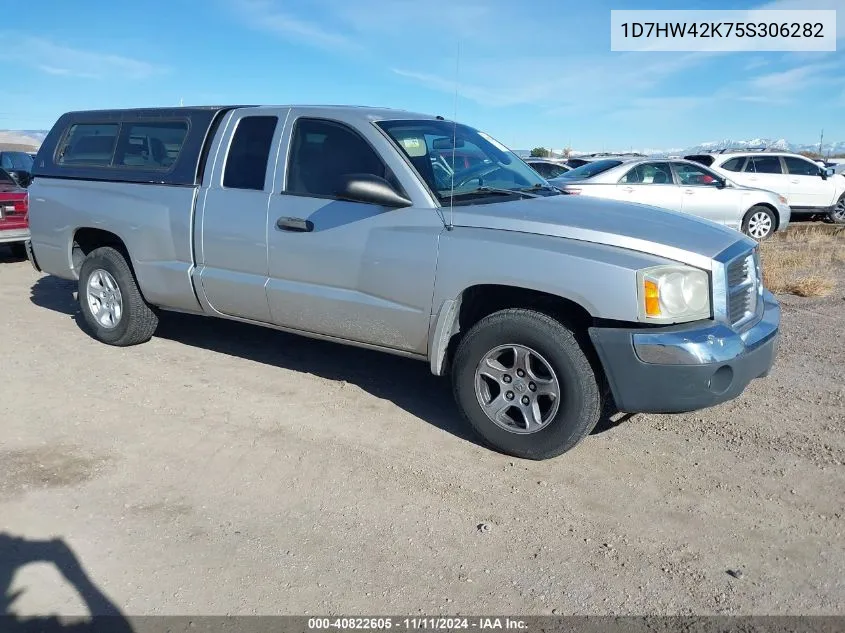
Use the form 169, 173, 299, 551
0, 533, 133, 632
28, 276, 627, 449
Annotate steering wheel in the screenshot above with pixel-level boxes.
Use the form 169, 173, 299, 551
453, 163, 503, 189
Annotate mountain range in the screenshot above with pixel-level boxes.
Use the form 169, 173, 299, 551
0, 130, 48, 150
522, 138, 845, 159
3, 130, 844, 158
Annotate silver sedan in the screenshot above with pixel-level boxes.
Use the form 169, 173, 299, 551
548, 157, 792, 240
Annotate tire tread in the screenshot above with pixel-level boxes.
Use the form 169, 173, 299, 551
451, 308, 602, 460
79, 246, 158, 346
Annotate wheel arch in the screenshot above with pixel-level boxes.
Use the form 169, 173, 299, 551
743, 203, 780, 233
429, 283, 596, 377
71, 227, 133, 274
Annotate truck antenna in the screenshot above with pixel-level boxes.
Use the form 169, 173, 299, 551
447, 39, 461, 231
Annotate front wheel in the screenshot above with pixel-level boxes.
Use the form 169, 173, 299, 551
828, 196, 845, 224
451, 309, 602, 460
742, 206, 776, 241
78, 246, 159, 346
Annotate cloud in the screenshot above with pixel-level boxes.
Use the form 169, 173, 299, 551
0, 34, 163, 80
749, 61, 841, 93
229, 0, 358, 50
744, 57, 769, 71
226, 0, 844, 128
716, 60, 845, 104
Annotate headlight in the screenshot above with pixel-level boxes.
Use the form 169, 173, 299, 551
637, 265, 711, 324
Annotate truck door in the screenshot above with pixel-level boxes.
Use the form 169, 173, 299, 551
195, 109, 287, 322
265, 114, 443, 355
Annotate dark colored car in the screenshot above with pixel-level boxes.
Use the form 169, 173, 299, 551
0, 150, 35, 187
0, 167, 29, 257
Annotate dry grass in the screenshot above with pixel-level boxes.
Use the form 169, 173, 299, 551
760, 224, 844, 297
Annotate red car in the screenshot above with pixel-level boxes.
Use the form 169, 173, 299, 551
0, 167, 28, 258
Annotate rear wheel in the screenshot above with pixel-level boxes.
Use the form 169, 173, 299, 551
828, 195, 845, 224
742, 206, 776, 241
78, 246, 158, 346
451, 308, 602, 460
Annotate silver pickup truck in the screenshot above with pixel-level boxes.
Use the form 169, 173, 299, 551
26, 105, 780, 460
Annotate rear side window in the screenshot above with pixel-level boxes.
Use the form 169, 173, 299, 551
745, 156, 783, 174
223, 116, 279, 190
115, 122, 188, 170
783, 156, 820, 176
56, 124, 119, 166
720, 157, 746, 172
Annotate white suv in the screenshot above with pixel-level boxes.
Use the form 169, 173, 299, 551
685, 150, 845, 225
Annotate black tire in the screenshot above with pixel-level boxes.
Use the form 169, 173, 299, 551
451, 308, 602, 460
8, 242, 26, 258
828, 195, 845, 224
741, 205, 776, 241
77, 246, 158, 346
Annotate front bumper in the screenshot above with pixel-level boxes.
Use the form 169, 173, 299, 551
588, 290, 780, 414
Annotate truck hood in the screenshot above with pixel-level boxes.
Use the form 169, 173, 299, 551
448, 194, 755, 270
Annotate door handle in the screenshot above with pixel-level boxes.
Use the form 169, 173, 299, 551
622, 186, 634, 193
276, 217, 313, 232
790, 179, 799, 184
684, 189, 695, 195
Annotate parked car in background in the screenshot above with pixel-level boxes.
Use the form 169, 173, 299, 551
549, 157, 791, 240
524, 157, 571, 179
0, 150, 35, 187
563, 157, 591, 168
685, 150, 845, 224
564, 153, 647, 169
27, 105, 779, 460
0, 167, 29, 257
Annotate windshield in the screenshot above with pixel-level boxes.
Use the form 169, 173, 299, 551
376, 119, 555, 204
555, 159, 623, 180
0, 151, 34, 172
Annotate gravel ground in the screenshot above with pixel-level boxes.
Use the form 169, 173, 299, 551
1, 240, 843, 618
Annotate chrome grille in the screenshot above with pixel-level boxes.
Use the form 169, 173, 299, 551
726, 250, 760, 328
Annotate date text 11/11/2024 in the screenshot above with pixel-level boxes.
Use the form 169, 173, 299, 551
308, 618, 528, 630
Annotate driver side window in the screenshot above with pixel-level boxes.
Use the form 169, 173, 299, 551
783, 156, 821, 176
285, 118, 401, 198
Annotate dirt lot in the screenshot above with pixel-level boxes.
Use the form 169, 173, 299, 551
1, 228, 843, 618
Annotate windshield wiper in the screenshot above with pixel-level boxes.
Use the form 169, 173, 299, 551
519, 183, 562, 194
445, 186, 540, 200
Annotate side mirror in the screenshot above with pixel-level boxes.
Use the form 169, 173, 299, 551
335, 174, 413, 208
714, 178, 727, 188
822, 167, 834, 179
